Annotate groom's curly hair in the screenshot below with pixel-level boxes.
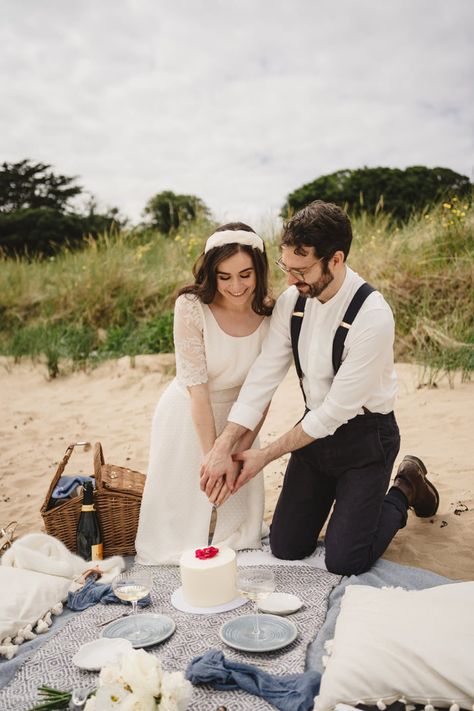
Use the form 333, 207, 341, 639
178, 222, 274, 316
282, 200, 353, 261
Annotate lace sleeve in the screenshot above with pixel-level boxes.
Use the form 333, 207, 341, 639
173, 294, 208, 386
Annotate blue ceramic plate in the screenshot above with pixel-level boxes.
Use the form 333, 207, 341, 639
219, 614, 298, 652
101, 613, 175, 649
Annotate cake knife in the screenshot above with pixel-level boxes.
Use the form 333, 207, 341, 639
207, 504, 218, 546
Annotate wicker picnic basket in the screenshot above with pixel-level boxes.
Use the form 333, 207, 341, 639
40, 441, 146, 557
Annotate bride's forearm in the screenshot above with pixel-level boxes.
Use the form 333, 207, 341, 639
188, 384, 217, 455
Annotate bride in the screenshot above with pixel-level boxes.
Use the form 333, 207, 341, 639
135, 222, 274, 564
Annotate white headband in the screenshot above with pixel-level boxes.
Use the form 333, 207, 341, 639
204, 229, 264, 253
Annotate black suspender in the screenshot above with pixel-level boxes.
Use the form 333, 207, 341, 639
290, 295, 308, 403
290, 282, 376, 404
332, 282, 375, 374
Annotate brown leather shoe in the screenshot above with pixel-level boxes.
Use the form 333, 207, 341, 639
393, 455, 439, 517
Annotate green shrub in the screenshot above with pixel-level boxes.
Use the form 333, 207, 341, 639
283, 166, 472, 223
0, 208, 120, 258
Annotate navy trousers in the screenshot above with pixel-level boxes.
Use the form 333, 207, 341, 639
269, 411, 406, 576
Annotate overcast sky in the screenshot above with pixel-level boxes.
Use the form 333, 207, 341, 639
1, 0, 473, 227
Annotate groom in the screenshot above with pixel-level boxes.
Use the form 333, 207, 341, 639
200, 200, 439, 575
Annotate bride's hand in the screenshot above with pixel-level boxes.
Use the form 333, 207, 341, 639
208, 460, 241, 507
208, 480, 231, 507
200, 445, 236, 496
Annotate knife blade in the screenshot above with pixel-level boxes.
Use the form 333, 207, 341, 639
207, 505, 218, 547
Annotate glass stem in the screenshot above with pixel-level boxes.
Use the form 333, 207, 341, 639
253, 600, 261, 638
131, 600, 138, 635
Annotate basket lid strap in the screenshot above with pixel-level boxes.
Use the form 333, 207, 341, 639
93, 442, 105, 483
41, 442, 91, 513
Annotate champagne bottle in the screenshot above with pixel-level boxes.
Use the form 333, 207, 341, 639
76, 481, 103, 561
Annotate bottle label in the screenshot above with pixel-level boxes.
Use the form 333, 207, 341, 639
91, 543, 104, 560
81, 505, 95, 512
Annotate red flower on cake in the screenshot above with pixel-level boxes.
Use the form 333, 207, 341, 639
195, 546, 219, 560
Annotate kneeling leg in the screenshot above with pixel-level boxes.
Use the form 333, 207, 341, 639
270, 452, 335, 560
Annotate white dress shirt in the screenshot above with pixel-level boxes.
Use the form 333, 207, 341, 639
228, 267, 398, 440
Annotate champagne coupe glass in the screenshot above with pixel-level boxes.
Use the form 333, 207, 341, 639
112, 570, 153, 640
236, 567, 275, 640
69, 686, 93, 710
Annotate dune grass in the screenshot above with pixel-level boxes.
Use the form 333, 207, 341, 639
348, 200, 473, 381
0, 202, 472, 381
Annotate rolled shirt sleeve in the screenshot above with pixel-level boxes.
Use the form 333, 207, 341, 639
228, 290, 295, 430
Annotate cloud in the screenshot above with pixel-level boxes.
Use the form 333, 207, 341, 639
1, 0, 473, 224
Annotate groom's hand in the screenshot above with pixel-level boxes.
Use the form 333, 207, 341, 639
231, 449, 267, 493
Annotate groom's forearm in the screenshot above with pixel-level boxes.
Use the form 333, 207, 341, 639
260, 423, 315, 466
234, 404, 270, 453
216, 422, 249, 453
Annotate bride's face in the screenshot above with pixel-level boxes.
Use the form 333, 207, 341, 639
214, 250, 257, 307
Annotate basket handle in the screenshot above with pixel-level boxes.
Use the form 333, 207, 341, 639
93, 442, 105, 485
41, 441, 92, 513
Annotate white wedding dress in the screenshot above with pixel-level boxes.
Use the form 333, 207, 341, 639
135, 293, 270, 565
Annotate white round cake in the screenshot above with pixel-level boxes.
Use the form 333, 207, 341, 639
179, 546, 237, 608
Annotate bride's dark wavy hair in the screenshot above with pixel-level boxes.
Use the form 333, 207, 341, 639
178, 222, 274, 316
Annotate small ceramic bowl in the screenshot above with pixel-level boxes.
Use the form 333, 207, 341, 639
72, 637, 133, 671
257, 592, 303, 615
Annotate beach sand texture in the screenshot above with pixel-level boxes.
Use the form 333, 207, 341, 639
1, 356, 472, 580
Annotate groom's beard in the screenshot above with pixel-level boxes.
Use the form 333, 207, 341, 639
296, 262, 334, 299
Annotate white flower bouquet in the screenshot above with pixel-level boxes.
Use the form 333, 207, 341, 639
85, 648, 192, 711
28, 648, 192, 711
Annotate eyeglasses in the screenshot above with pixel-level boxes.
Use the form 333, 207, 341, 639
275, 256, 323, 282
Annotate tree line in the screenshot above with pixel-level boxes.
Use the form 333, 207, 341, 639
0, 160, 210, 257
0, 160, 471, 258
282, 166, 471, 222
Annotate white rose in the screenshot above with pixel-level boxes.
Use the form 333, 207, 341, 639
99, 661, 122, 686
119, 649, 162, 697
94, 682, 131, 709
159, 671, 193, 711
119, 691, 157, 711
158, 697, 178, 711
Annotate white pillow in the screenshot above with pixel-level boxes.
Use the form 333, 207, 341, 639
314, 582, 474, 711
0, 567, 70, 657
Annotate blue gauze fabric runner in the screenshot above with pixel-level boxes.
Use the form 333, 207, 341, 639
67, 575, 151, 611
186, 648, 320, 711
52, 475, 94, 499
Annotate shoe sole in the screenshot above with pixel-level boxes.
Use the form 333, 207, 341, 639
402, 456, 439, 517
416, 478, 440, 517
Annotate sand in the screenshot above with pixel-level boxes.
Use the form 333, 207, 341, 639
1, 356, 472, 580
